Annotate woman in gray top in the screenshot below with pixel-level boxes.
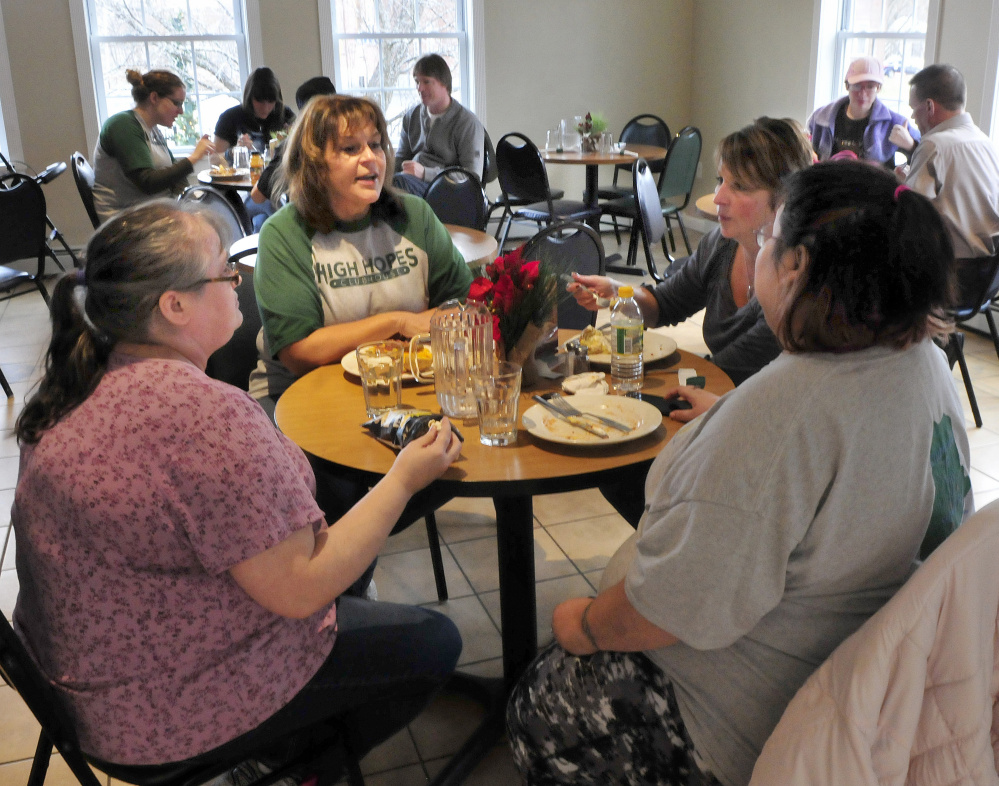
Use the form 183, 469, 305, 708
570, 117, 813, 387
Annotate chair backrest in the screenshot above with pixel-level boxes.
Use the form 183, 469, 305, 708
952, 254, 999, 319
634, 158, 668, 248
0, 615, 104, 786
205, 268, 262, 390
71, 152, 100, 229
482, 129, 498, 185
0, 174, 49, 269
617, 114, 671, 176
522, 220, 605, 329
178, 185, 246, 245
424, 167, 487, 230
496, 133, 552, 210
658, 126, 702, 209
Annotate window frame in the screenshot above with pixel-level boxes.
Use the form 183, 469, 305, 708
0, 2, 20, 162
318, 0, 486, 130
70, 0, 263, 157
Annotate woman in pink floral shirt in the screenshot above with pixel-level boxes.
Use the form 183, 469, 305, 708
11, 201, 462, 771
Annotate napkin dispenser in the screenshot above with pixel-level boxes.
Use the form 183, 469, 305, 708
430, 299, 494, 418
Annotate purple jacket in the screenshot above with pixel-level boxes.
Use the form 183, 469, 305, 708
807, 96, 920, 163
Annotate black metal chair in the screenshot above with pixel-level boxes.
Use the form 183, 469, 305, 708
494, 133, 601, 251
0, 173, 52, 304
71, 151, 101, 230
601, 126, 702, 272
595, 113, 671, 204
424, 167, 487, 231
522, 221, 605, 329
483, 130, 563, 237
0, 613, 364, 786
205, 266, 261, 392
179, 185, 247, 244
946, 253, 999, 428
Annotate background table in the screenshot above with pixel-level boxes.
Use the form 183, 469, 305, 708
695, 192, 719, 219
542, 143, 667, 211
444, 223, 498, 267
274, 339, 731, 783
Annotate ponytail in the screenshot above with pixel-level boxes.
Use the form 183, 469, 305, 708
15, 274, 112, 444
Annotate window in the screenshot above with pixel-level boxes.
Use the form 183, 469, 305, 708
324, 0, 471, 140
82, 0, 250, 150
832, 0, 930, 115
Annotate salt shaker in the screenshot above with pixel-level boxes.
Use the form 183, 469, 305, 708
564, 340, 589, 376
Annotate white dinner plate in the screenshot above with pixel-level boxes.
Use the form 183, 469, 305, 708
522, 395, 663, 446
583, 330, 678, 367
340, 351, 429, 383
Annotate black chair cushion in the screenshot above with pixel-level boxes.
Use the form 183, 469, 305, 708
516, 200, 601, 222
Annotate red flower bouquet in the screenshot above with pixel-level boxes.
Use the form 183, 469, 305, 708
468, 247, 560, 357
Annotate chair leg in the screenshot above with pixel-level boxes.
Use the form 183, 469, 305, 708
0, 365, 12, 399
675, 214, 693, 256
497, 215, 513, 252
425, 512, 448, 602
984, 306, 999, 363
612, 215, 621, 245
624, 222, 640, 268
26, 733, 53, 786
953, 333, 983, 428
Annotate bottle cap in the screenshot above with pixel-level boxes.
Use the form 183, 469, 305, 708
617, 285, 634, 298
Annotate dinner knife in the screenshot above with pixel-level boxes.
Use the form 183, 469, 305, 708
531, 395, 609, 439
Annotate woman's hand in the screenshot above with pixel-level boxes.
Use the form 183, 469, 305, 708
889, 124, 916, 153
237, 133, 255, 150
396, 309, 434, 338
567, 273, 620, 311
662, 385, 719, 422
189, 135, 216, 163
552, 596, 599, 655
388, 418, 462, 496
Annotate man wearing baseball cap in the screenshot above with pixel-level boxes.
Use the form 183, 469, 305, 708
807, 56, 920, 165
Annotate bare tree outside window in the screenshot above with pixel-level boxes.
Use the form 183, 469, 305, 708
837, 0, 929, 114
331, 0, 466, 143
85, 0, 248, 150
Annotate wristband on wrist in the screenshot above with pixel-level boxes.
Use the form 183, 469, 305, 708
580, 600, 600, 651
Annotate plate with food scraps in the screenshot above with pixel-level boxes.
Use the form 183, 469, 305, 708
341, 345, 433, 383
209, 166, 249, 182
522, 394, 663, 446
573, 325, 678, 367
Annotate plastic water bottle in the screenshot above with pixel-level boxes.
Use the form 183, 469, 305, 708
610, 285, 644, 392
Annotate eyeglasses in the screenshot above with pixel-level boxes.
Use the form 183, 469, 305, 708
848, 82, 881, 93
194, 259, 241, 289
167, 97, 185, 108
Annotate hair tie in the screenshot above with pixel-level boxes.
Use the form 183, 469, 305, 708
74, 268, 86, 287
894, 184, 911, 202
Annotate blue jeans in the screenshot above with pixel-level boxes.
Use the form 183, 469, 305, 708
392, 172, 430, 196
181, 597, 461, 768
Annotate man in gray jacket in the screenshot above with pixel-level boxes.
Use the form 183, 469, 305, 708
393, 54, 485, 196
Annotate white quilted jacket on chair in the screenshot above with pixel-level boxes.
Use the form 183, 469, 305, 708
749, 499, 999, 786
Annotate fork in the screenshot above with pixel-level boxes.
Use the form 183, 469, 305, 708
549, 393, 631, 433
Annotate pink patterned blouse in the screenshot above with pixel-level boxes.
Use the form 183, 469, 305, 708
12, 353, 336, 764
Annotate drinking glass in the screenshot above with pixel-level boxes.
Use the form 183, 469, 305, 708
600, 132, 614, 154
546, 128, 562, 152
355, 340, 404, 418
231, 145, 250, 173
471, 361, 522, 446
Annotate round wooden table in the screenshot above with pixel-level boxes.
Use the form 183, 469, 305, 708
444, 223, 499, 267
275, 337, 731, 783
542, 143, 668, 211
695, 192, 719, 219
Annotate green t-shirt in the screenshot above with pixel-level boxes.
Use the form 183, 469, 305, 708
250, 196, 473, 399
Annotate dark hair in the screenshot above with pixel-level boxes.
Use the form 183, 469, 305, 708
295, 76, 336, 110
125, 69, 184, 105
413, 54, 452, 94
282, 94, 403, 232
910, 63, 966, 111
770, 161, 955, 352
15, 202, 226, 445
716, 117, 814, 209
242, 67, 286, 121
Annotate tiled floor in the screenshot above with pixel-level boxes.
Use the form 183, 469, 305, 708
3, 228, 999, 786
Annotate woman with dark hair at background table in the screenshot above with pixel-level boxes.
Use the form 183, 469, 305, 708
11, 200, 462, 780
509, 161, 971, 786
213, 66, 295, 156
91, 69, 214, 223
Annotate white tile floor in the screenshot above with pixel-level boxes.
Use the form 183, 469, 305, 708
3, 227, 999, 786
